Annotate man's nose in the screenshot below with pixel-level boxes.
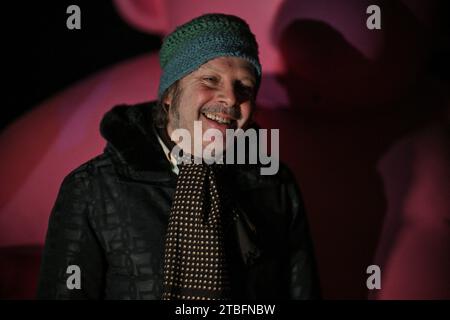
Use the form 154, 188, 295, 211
217, 82, 237, 108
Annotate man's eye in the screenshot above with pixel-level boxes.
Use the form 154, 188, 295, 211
203, 76, 218, 84
242, 85, 254, 93
236, 83, 254, 100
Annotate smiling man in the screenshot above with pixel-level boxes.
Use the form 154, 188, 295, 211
37, 13, 320, 300
163, 57, 254, 159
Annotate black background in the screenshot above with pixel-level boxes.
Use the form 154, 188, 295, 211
3, 1, 161, 131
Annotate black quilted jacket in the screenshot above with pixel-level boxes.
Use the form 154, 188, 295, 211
36, 102, 320, 300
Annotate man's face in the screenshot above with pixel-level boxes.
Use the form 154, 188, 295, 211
164, 56, 257, 153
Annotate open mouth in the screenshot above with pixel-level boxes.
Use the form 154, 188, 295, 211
202, 112, 235, 126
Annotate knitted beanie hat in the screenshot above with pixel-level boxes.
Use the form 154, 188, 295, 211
158, 13, 261, 98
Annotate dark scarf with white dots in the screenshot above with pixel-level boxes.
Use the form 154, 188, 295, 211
156, 126, 237, 300
162, 162, 235, 300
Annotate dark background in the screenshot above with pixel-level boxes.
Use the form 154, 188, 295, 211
3, 1, 161, 131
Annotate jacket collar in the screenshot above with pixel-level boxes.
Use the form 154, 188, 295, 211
100, 101, 172, 173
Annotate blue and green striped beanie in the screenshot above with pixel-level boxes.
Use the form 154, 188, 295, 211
158, 13, 261, 98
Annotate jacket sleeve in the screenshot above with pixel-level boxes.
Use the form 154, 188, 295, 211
36, 170, 106, 299
284, 170, 322, 300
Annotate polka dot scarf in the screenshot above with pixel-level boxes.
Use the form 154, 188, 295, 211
162, 163, 232, 300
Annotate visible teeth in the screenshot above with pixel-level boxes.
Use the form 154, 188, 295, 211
203, 112, 231, 124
